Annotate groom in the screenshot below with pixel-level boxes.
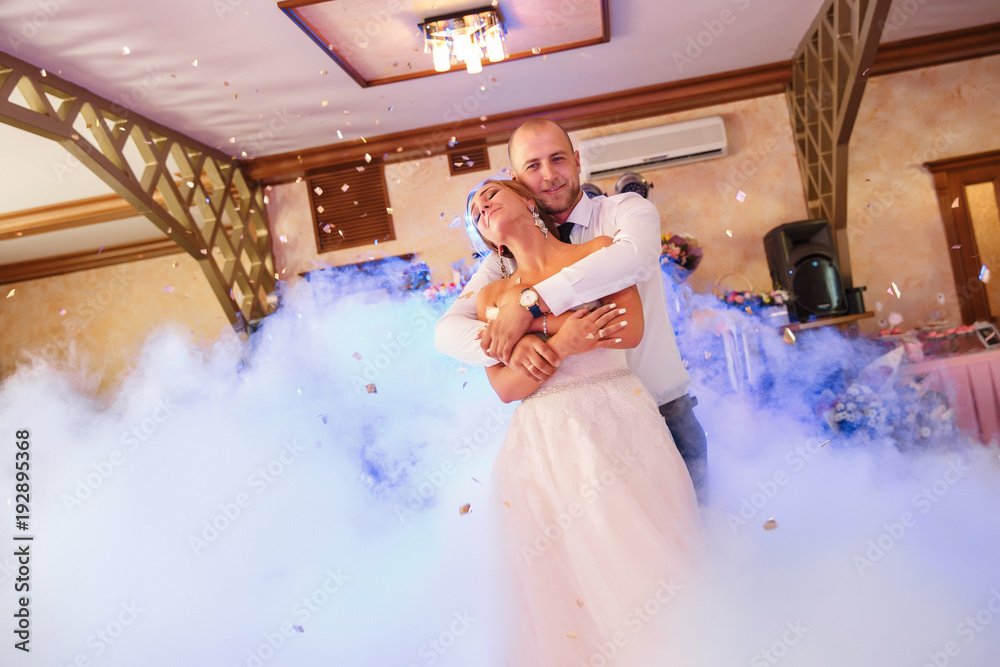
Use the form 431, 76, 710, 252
435, 118, 708, 500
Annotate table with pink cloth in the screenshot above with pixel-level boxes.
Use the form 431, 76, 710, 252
901, 348, 1000, 443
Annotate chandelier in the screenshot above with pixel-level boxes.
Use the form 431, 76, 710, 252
419, 7, 507, 74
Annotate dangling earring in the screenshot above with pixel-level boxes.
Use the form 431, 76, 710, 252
496, 246, 510, 279
531, 206, 548, 238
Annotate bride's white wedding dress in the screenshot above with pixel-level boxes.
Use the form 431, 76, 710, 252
489, 344, 702, 665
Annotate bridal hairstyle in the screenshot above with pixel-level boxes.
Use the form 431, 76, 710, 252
464, 179, 559, 259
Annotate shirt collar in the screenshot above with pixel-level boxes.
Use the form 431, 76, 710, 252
565, 193, 597, 228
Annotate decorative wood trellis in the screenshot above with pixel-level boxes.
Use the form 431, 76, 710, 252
786, 0, 892, 288
0, 49, 277, 328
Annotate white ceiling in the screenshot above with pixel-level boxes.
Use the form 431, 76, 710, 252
1, 0, 999, 262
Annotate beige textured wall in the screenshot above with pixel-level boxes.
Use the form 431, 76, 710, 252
0, 253, 234, 395
847, 54, 1000, 332
3, 54, 999, 391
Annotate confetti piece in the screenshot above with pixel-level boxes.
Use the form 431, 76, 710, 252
336, 130, 343, 139
888, 312, 903, 326
736, 190, 747, 202
531, 47, 541, 54
459, 503, 472, 515
503, 501, 510, 508
163, 286, 174, 293
98, 246, 104, 255
40, 69, 46, 77
763, 518, 778, 530
566, 632, 578, 639
462, 381, 468, 389
633, 388, 642, 395
279, 234, 288, 243
981, 265, 991, 283
317, 205, 325, 213
364, 153, 372, 163
319, 414, 328, 424
200, 249, 208, 255
352, 352, 363, 361
386, 207, 393, 214
457, 291, 474, 300
263, 195, 269, 205
293, 625, 304, 633
782, 327, 797, 344
191, 59, 198, 67
122, 46, 131, 55
472, 477, 483, 485
341, 184, 350, 192
314, 186, 323, 196
951, 197, 960, 208
704, 351, 711, 359
577, 599, 585, 607
366, 383, 377, 394
726, 229, 733, 237
888, 282, 901, 298
952, 245, 961, 250
6, 289, 15, 298
820, 439, 830, 447
320, 70, 327, 75
356, 166, 366, 172
59, 308, 66, 316
321, 100, 328, 107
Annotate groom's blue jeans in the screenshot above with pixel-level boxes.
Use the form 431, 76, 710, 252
659, 394, 708, 504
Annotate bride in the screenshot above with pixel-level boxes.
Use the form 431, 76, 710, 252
465, 179, 702, 665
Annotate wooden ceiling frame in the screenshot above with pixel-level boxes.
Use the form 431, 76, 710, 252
0, 49, 277, 328
785, 0, 894, 290
277, 0, 610, 88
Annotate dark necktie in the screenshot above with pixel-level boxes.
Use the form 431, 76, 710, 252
558, 222, 575, 243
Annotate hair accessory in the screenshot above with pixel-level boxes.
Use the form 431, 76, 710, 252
531, 206, 548, 238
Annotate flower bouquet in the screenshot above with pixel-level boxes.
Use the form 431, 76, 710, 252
660, 233, 703, 272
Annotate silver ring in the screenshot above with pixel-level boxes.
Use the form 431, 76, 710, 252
598, 328, 605, 338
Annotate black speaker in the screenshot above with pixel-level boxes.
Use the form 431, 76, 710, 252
763, 219, 847, 323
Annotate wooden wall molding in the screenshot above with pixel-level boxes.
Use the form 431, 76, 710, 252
245, 22, 1000, 185
0, 193, 139, 241
0, 238, 183, 284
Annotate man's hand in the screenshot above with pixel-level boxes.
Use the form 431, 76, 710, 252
479, 300, 533, 364
508, 335, 561, 382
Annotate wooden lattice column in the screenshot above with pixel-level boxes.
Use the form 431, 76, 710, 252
0, 49, 277, 328
786, 0, 892, 289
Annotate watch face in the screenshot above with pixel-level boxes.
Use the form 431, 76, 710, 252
520, 289, 537, 307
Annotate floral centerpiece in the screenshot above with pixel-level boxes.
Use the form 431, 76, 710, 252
719, 288, 789, 313
660, 233, 703, 272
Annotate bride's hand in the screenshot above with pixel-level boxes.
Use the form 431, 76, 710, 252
548, 303, 626, 359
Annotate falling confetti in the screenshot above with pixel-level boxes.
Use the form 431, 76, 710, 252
763, 518, 778, 530
59, 308, 66, 316
951, 245, 961, 250
364, 153, 372, 163
566, 632, 578, 639
293, 625, 304, 633
819, 439, 830, 447
356, 166, 365, 172
889, 282, 901, 298
163, 286, 174, 293
503, 501, 510, 508
341, 184, 350, 192
782, 327, 797, 344
726, 229, 733, 237
365, 383, 377, 394
576, 599, 585, 607
531, 47, 541, 54
704, 351, 711, 359
352, 352, 362, 361
319, 414, 328, 424
951, 197, 960, 208
736, 190, 747, 202
633, 388, 643, 396
279, 235, 288, 243
317, 205, 325, 213
980, 265, 991, 283
191, 59, 198, 67
98, 246, 104, 255
459, 504, 472, 515
121, 46, 131, 55
336, 130, 343, 139
6, 289, 15, 298
386, 207, 393, 214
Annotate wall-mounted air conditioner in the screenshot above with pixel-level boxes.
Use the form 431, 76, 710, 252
579, 116, 728, 180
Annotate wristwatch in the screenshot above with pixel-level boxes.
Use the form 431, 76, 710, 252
519, 287, 543, 318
